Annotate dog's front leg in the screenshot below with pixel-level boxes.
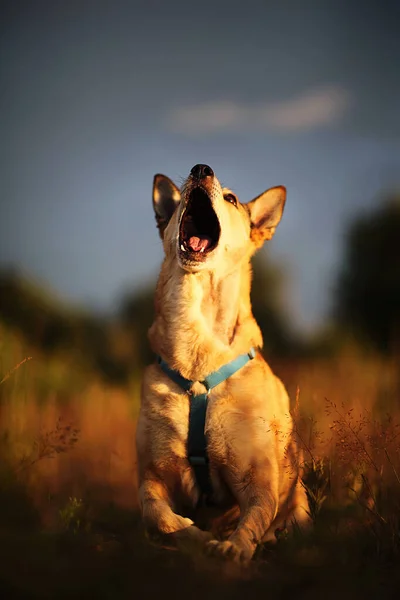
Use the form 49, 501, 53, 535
206, 466, 278, 564
139, 475, 213, 551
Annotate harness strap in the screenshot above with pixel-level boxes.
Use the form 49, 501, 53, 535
202, 347, 256, 391
187, 392, 212, 495
157, 348, 256, 394
157, 348, 257, 497
157, 357, 193, 392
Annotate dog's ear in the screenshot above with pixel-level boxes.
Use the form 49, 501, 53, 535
247, 186, 286, 248
153, 174, 181, 238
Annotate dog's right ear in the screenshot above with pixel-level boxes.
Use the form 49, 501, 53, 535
153, 174, 181, 238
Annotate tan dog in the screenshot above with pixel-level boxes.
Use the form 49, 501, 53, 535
136, 164, 309, 564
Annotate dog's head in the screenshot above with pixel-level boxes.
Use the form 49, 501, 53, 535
153, 164, 286, 273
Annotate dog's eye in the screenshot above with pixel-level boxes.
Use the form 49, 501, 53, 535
224, 193, 237, 207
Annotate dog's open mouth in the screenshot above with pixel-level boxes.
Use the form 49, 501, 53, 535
179, 187, 220, 258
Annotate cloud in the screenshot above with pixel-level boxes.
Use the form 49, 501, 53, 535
166, 85, 351, 135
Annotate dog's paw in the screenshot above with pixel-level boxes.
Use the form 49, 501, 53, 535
204, 539, 252, 565
175, 524, 213, 544
170, 525, 214, 555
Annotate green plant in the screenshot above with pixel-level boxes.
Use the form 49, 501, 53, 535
301, 458, 330, 524
59, 496, 90, 534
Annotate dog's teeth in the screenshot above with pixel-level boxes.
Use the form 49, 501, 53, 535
200, 247, 205, 253
180, 244, 186, 252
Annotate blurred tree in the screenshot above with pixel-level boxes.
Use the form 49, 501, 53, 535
0, 271, 72, 352
334, 194, 400, 354
251, 253, 300, 356
118, 285, 156, 369
0, 271, 129, 384
0, 252, 299, 385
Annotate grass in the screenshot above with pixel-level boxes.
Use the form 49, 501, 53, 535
1, 322, 400, 598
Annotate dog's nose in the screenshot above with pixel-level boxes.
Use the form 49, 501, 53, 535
190, 164, 214, 180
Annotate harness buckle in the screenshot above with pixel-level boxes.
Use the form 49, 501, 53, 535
248, 347, 256, 359
188, 383, 210, 398
203, 384, 211, 397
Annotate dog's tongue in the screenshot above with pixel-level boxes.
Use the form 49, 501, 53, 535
188, 235, 212, 252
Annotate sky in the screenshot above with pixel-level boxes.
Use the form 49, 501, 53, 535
1, 0, 399, 330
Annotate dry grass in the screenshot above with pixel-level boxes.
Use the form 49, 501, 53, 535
0, 325, 140, 527
1, 335, 399, 523
1, 326, 400, 596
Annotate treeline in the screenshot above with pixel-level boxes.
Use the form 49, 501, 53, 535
0, 254, 293, 384
0, 193, 399, 384
334, 194, 400, 355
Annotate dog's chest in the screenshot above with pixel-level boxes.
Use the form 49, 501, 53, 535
148, 382, 234, 462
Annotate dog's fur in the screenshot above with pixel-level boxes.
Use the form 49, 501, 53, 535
136, 166, 309, 564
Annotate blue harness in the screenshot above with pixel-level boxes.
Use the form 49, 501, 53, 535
157, 347, 257, 497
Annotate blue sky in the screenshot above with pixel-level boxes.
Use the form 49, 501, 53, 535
1, 0, 399, 330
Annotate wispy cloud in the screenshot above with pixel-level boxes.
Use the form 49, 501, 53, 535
166, 85, 351, 135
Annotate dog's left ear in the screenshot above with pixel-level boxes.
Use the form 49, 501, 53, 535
153, 174, 181, 238
247, 186, 286, 248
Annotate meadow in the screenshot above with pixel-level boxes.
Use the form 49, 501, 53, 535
1, 309, 399, 598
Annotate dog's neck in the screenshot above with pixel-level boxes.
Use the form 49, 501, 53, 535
149, 257, 263, 381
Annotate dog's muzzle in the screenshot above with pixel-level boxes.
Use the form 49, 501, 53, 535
179, 185, 220, 259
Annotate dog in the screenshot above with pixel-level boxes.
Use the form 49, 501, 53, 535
136, 164, 309, 564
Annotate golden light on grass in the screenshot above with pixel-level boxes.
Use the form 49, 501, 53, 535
0, 330, 399, 548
